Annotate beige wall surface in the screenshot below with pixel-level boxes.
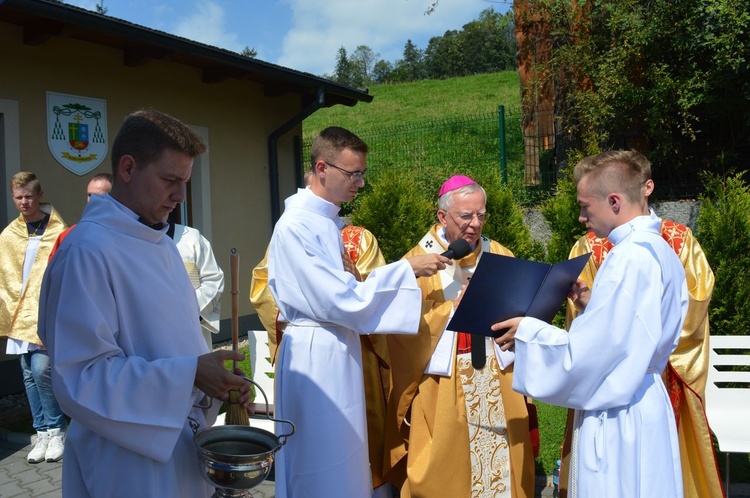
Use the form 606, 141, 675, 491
0, 20, 305, 324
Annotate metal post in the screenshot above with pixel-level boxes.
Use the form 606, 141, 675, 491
498, 105, 508, 185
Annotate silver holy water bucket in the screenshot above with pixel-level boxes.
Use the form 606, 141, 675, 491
191, 378, 295, 498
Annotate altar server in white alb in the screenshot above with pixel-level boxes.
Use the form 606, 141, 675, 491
38, 109, 251, 498
492, 150, 688, 498
268, 126, 450, 498
168, 221, 224, 349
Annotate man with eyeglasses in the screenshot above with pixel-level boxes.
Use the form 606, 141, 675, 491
267, 126, 450, 498
250, 169, 396, 497
384, 175, 536, 498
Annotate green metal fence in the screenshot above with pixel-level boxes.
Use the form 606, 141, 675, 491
299, 102, 750, 206
299, 105, 558, 204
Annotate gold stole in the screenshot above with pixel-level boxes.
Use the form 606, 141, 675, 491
0, 205, 66, 345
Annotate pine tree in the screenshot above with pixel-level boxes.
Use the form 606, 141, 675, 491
334, 46, 354, 86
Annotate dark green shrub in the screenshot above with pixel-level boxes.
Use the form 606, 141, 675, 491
474, 168, 546, 261
538, 154, 588, 329
540, 160, 587, 264
350, 169, 436, 262
697, 172, 750, 336
351, 166, 544, 262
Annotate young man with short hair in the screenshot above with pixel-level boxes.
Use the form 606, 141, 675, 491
0, 172, 68, 463
39, 109, 250, 497
493, 150, 689, 498
268, 126, 449, 498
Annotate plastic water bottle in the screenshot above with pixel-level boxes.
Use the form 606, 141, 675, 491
552, 459, 561, 497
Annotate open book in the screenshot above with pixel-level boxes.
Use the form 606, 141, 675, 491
447, 252, 591, 337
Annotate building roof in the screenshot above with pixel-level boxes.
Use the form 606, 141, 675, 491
0, 0, 373, 108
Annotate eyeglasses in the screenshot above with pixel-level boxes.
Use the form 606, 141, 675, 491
446, 210, 489, 225
324, 162, 366, 182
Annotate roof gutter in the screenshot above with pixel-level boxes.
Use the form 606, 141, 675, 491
268, 87, 326, 224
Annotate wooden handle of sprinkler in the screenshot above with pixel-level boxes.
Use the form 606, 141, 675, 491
230, 248, 239, 372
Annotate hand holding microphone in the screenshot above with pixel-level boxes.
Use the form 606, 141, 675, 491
440, 238, 471, 260
407, 238, 472, 278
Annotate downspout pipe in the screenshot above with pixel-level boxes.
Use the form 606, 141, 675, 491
268, 87, 326, 225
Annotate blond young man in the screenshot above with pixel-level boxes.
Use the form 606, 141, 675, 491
0, 172, 67, 463
494, 151, 689, 498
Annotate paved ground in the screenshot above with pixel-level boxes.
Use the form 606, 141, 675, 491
0, 423, 552, 498
0, 429, 62, 498
0, 386, 276, 498
0, 426, 275, 497
2, 425, 750, 497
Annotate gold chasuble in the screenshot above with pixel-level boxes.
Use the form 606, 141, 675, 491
249, 247, 279, 358
250, 225, 392, 489
561, 221, 723, 498
0, 204, 66, 345
384, 223, 535, 498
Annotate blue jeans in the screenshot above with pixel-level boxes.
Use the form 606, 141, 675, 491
20, 350, 67, 432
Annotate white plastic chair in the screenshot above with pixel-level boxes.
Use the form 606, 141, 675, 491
705, 334, 750, 494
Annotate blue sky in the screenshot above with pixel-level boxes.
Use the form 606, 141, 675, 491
63, 0, 511, 77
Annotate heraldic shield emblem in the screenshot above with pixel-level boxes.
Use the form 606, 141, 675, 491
47, 92, 108, 176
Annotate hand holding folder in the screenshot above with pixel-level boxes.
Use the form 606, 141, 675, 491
447, 252, 592, 337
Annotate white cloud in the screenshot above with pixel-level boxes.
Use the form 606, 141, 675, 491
277, 0, 500, 76
71, 0, 98, 11
62, 0, 506, 76
172, 1, 242, 53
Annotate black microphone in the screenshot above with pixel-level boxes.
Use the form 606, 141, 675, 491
440, 238, 471, 260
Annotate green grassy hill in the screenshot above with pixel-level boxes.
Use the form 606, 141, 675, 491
303, 71, 521, 138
